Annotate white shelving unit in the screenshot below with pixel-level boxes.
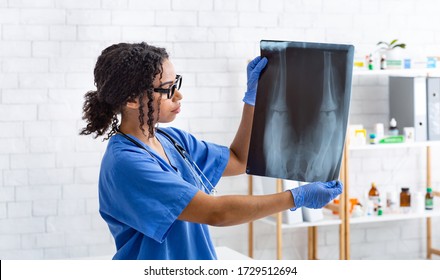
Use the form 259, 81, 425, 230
343, 140, 440, 259
345, 68, 440, 259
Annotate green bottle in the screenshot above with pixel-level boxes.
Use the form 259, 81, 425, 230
425, 188, 434, 210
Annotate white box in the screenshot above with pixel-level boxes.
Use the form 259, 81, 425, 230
283, 207, 303, 224
302, 207, 324, 222
267, 208, 303, 225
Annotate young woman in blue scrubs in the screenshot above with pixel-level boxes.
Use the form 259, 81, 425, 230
80, 42, 342, 260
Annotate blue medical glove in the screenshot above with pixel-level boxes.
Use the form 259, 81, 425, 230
242, 56, 268, 106
288, 180, 343, 211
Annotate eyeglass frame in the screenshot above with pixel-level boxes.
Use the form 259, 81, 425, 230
153, 75, 182, 99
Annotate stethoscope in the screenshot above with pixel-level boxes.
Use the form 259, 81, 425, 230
116, 128, 217, 196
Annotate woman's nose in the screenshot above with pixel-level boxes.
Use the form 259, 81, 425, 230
172, 89, 183, 101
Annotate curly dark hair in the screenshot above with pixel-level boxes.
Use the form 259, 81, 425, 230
79, 42, 169, 140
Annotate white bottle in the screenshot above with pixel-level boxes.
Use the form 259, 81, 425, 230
366, 200, 375, 216
386, 191, 398, 213
374, 123, 385, 141
413, 192, 425, 214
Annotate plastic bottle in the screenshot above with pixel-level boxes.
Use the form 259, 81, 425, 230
368, 182, 380, 210
426, 187, 434, 210
380, 54, 387, 70
368, 54, 374, 70
369, 133, 377, 144
389, 118, 399, 136
366, 200, 374, 216
374, 123, 385, 141
386, 191, 398, 213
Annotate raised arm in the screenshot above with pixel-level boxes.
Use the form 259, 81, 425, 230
223, 56, 268, 176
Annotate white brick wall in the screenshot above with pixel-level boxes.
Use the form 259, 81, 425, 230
1, 0, 440, 260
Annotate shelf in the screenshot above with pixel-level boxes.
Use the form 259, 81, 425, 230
349, 141, 440, 151
353, 68, 440, 77
350, 209, 440, 225
260, 215, 341, 229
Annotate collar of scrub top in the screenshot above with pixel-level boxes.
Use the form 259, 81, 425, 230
116, 127, 217, 196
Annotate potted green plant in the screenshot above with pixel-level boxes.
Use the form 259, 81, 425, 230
376, 39, 406, 69
377, 39, 406, 50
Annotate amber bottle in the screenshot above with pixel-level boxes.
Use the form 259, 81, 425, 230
368, 182, 380, 207
400, 187, 411, 207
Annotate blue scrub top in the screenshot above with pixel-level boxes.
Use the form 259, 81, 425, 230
98, 127, 229, 260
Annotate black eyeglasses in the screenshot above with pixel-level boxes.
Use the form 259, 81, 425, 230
153, 75, 182, 99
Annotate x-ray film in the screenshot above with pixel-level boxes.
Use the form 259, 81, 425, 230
246, 40, 354, 182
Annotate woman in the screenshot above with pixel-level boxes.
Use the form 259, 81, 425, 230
80, 42, 342, 260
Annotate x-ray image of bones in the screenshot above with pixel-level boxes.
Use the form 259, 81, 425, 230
247, 41, 353, 182
305, 51, 344, 181
262, 42, 290, 177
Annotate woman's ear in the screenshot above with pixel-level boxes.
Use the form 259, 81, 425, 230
125, 97, 140, 109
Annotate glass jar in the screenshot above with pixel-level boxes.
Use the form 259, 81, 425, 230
400, 187, 411, 208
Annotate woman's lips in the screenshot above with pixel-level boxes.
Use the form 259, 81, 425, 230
172, 106, 181, 113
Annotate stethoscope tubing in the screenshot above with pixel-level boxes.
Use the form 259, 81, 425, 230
116, 128, 217, 195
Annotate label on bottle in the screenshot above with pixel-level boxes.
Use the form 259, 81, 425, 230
426, 198, 434, 210
369, 195, 380, 206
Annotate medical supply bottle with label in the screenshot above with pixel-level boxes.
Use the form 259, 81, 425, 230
426, 188, 434, 210
369, 133, 377, 144
400, 187, 411, 213
367, 54, 374, 70
389, 118, 399, 136
368, 182, 380, 210
380, 54, 387, 70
